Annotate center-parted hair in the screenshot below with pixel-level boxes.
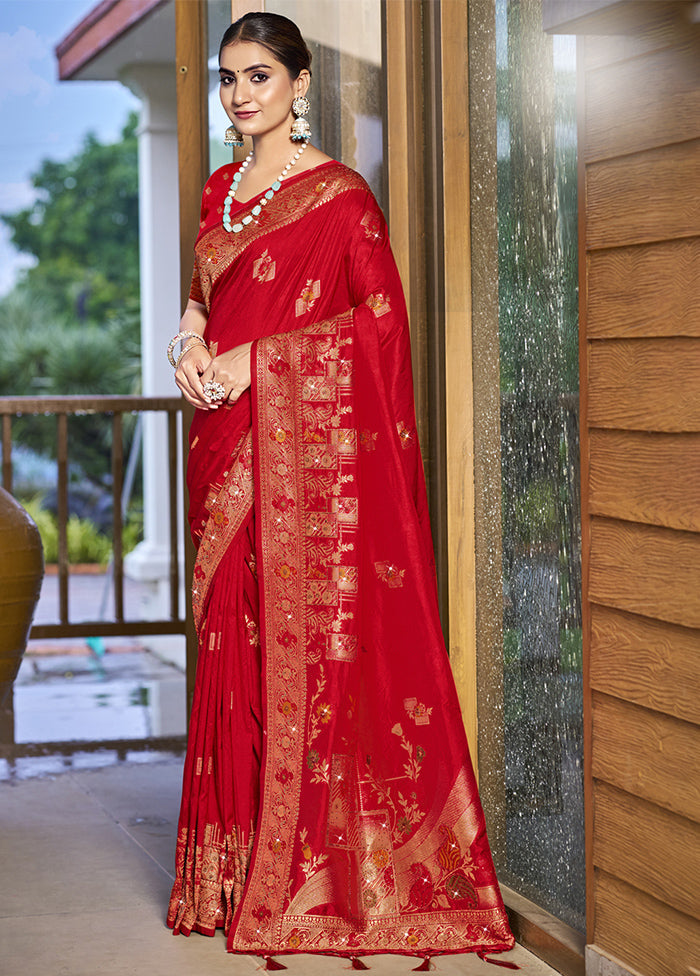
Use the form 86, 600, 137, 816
219, 11, 312, 79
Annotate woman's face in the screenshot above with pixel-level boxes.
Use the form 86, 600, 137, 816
219, 40, 307, 141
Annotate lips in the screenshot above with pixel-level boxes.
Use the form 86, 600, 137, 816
235, 111, 258, 119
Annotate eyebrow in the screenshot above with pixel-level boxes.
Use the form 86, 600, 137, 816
219, 63, 273, 76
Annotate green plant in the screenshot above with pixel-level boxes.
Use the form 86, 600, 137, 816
65, 515, 112, 565
560, 627, 582, 672
21, 498, 59, 563
20, 495, 143, 566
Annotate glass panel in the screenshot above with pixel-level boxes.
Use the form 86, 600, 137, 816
208, 0, 237, 173
271, 0, 384, 207
496, 0, 583, 932
207, 0, 384, 206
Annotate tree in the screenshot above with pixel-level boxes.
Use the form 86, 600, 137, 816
2, 112, 140, 327
0, 113, 141, 484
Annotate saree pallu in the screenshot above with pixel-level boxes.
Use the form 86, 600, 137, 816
168, 161, 514, 961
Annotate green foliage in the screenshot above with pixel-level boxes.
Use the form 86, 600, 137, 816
0, 115, 141, 484
2, 114, 140, 325
22, 495, 143, 566
560, 628, 582, 672
65, 515, 113, 565
0, 290, 140, 398
24, 500, 58, 562
511, 478, 558, 548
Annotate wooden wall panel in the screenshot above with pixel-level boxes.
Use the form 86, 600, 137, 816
585, 43, 700, 162
586, 238, 700, 339
592, 692, 700, 822
594, 870, 700, 976
594, 781, 700, 920
588, 429, 700, 531
546, 1, 688, 41
586, 139, 700, 249
583, 12, 694, 70
580, 14, 700, 968
590, 605, 700, 724
587, 337, 700, 431
589, 517, 700, 628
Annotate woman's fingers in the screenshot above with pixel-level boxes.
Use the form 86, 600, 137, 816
182, 342, 253, 409
201, 343, 253, 399
175, 348, 216, 409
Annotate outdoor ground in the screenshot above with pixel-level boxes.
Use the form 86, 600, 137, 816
0, 760, 558, 976
0, 571, 558, 975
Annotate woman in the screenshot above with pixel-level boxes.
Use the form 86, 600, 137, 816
167, 11, 515, 969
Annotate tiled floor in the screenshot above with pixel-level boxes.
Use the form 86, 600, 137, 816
0, 759, 560, 976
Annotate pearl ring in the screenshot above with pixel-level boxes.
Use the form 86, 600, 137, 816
203, 381, 226, 402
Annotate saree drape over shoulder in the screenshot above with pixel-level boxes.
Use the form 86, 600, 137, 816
167, 161, 514, 962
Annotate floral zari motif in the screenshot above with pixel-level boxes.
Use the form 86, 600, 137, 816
191, 431, 254, 632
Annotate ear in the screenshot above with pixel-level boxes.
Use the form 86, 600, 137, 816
294, 69, 310, 98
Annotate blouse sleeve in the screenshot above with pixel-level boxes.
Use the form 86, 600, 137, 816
188, 172, 219, 306
189, 264, 205, 306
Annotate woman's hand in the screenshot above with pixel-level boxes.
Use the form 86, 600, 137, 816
175, 342, 214, 409
199, 342, 253, 407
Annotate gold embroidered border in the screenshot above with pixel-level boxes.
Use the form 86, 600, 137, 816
230, 314, 357, 953
229, 312, 513, 957
192, 429, 254, 633
168, 822, 254, 936
196, 164, 368, 311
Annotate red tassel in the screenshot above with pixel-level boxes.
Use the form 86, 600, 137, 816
263, 957, 288, 971
350, 957, 370, 970
476, 951, 520, 970
412, 957, 432, 972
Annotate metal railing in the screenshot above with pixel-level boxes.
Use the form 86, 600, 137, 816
0, 395, 186, 640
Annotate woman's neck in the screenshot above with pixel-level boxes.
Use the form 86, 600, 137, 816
249, 126, 298, 174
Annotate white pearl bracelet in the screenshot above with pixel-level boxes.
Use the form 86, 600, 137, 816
167, 331, 207, 368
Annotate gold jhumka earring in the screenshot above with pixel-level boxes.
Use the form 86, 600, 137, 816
224, 124, 244, 148
291, 95, 311, 142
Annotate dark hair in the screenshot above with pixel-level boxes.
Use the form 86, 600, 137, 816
219, 12, 312, 79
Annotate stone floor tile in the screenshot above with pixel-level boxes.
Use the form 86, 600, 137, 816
0, 761, 559, 976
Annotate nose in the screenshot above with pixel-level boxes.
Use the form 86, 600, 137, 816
233, 79, 251, 105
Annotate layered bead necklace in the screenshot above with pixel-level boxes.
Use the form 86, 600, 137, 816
223, 140, 308, 234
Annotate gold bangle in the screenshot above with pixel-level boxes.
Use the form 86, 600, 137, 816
167, 331, 206, 368
175, 339, 204, 369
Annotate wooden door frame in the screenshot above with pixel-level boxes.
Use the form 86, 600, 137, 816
174, 0, 208, 712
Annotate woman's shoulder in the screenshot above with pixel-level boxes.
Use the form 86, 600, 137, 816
304, 159, 378, 214
202, 162, 240, 195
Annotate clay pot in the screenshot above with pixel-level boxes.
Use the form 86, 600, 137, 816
0, 487, 44, 706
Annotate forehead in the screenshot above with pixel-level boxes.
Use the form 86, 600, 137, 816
219, 40, 281, 71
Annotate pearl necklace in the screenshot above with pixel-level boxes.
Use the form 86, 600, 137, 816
223, 141, 308, 233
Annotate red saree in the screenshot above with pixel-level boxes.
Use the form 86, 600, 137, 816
167, 160, 514, 963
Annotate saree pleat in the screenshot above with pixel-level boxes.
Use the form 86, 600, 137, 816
168, 514, 261, 936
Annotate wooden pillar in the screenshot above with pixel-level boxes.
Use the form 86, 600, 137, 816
175, 0, 208, 713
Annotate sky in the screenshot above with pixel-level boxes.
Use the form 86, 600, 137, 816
0, 0, 138, 294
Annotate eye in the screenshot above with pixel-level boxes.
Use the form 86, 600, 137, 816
219, 75, 234, 87
251, 72, 269, 83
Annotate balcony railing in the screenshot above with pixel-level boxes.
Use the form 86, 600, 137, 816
0, 395, 186, 640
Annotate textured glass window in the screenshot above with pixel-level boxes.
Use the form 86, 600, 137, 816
496, 0, 584, 932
